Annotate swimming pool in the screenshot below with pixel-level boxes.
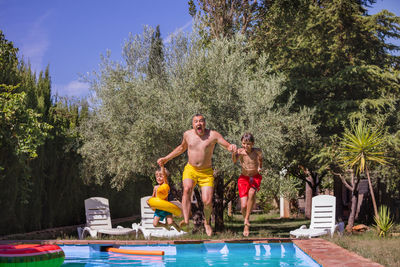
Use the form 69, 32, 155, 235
60, 242, 320, 266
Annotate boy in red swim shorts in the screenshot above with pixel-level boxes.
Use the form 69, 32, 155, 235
232, 133, 263, 236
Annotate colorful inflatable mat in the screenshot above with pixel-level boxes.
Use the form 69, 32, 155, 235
0, 244, 64, 266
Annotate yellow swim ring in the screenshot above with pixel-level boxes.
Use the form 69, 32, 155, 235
148, 197, 182, 217
156, 183, 170, 200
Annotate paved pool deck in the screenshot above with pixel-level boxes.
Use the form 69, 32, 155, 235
0, 238, 382, 266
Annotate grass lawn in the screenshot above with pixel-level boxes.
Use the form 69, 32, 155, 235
118, 212, 309, 239
224, 213, 309, 238
328, 229, 400, 267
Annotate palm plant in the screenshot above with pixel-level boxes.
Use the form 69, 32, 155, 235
374, 205, 394, 237
338, 120, 387, 220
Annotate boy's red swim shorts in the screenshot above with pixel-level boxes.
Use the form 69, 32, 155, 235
238, 173, 262, 198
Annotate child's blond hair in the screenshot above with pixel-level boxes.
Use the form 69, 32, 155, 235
156, 166, 170, 177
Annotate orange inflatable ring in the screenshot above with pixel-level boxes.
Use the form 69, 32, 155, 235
0, 244, 64, 266
148, 197, 182, 217
107, 247, 164, 255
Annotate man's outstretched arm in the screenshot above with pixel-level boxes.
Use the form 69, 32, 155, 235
157, 134, 188, 166
215, 131, 237, 153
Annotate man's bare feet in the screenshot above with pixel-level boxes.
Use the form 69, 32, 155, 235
204, 224, 213, 236
243, 223, 250, 237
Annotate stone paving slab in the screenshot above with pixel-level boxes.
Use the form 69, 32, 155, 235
0, 238, 383, 266
293, 238, 383, 267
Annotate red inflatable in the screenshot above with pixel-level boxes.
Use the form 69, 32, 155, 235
0, 244, 64, 266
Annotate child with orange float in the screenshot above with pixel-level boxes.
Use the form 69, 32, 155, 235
148, 166, 181, 231
232, 133, 263, 237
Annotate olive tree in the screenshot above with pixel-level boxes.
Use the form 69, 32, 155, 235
79, 27, 317, 230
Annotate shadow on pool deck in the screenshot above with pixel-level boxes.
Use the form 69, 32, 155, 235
0, 237, 383, 267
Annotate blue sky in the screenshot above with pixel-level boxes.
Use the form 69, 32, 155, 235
0, 0, 399, 98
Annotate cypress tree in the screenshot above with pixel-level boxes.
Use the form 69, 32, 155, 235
147, 25, 166, 81
0, 30, 20, 86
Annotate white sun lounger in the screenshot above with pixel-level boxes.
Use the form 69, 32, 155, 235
131, 196, 186, 239
290, 195, 338, 238
77, 197, 135, 239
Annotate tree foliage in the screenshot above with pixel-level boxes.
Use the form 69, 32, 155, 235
337, 120, 388, 220
187, 1, 400, 211
0, 30, 19, 86
338, 120, 387, 174
0, 31, 148, 235
252, 0, 400, 137
188, 0, 260, 40
0, 85, 50, 161
147, 25, 166, 81
79, 27, 317, 195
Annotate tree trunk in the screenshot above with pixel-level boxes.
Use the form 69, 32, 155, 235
213, 173, 225, 232
302, 167, 320, 219
227, 201, 232, 217
274, 196, 280, 210
365, 167, 379, 219
191, 188, 204, 233
305, 176, 313, 219
345, 190, 359, 232
355, 193, 364, 220
333, 173, 343, 220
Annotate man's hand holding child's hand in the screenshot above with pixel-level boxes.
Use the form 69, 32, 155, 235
237, 148, 247, 155
228, 144, 237, 153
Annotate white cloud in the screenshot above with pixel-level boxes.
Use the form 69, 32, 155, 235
164, 19, 193, 44
54, 80, 90, 98
20, 10, 52, 72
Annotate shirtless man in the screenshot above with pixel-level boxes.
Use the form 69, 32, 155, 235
157, 114, 237, 236
232, 133, 263, 236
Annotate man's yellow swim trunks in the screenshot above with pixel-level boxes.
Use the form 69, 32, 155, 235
182, 163, 214, 187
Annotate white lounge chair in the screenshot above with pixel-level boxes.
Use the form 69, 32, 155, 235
290, 195, 338, 238
131, 196, 186, 239
77, 197, 135, 239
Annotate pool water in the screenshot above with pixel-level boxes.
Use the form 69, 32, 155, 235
61, 242, 321, 266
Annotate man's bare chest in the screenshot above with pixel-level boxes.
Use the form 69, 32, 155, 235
187, 136, 215, 151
